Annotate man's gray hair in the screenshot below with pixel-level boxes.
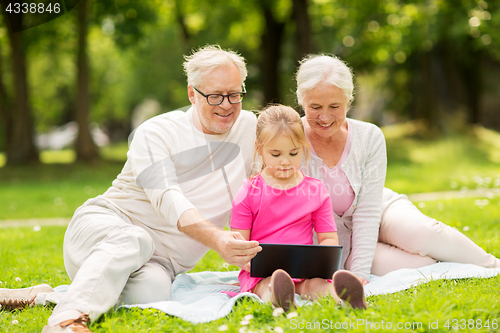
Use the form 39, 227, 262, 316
183, 45, 247, 90
296, 54, 354, 106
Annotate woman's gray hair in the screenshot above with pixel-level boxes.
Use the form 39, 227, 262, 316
296, 54, 354, 106
183, 45, 247, 89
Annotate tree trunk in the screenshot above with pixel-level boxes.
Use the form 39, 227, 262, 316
464, 67, 481, 125
460, 42, 482, 125
3, 24, 39, 164
0, 42, 11, 152
415, 50, 437, 124
410, 38, 482, 132
75, 0, 99, 162
292, 0, 312, 63
260, 3, 285, 105
174, 0, 191, 52
410, 43, 460, 133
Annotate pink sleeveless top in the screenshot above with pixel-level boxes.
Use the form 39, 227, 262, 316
310, 121, 354, 217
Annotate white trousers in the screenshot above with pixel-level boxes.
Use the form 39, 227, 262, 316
50, 198, 175, 323
370, 196, 500, 276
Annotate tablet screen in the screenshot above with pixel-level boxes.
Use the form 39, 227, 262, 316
250, 244, 343, 279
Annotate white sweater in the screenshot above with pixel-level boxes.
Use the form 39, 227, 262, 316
101, 107, 257, 275
303, 118, 387, 280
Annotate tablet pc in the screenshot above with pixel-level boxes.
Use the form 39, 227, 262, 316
250, 244, 343, 280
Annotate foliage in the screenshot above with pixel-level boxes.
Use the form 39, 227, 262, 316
24, 13, 77, 132
1, 0, 500, 156
308, 0, 500, 126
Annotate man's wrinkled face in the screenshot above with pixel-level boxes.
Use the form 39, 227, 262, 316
188, 64, 243, 135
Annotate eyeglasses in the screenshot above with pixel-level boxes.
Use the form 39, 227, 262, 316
193, 86, 246, 105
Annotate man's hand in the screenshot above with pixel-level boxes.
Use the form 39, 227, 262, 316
214, 229, 261, 267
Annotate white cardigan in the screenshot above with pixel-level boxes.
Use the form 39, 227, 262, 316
303, 118, 387, 280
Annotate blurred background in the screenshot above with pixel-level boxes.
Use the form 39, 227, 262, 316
0, 0, 498, 162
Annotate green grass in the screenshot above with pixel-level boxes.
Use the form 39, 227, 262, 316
384, 125, 500, 194
0, 226, 68, 288
0, 161, 124, 219
1, 196, 500, 332
0, 143, 127, 220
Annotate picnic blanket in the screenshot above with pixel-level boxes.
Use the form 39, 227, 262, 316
39, 263, 500, 324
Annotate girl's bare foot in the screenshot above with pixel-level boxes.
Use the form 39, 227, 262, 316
331, 270, 366, 309
269, 269, 295, 311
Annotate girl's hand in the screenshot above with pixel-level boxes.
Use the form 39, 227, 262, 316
240, 262, 251, 272
317, 231, 339, 246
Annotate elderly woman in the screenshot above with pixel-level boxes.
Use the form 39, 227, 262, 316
297, 54, 500, 285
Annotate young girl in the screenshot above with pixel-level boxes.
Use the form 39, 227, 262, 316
230, 104, 366, 311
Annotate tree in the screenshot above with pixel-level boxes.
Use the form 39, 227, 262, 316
74, 0, 98, 161
0, 41, 11, 154
172, 0, 302, 106
259, 0, 287, 104
0, 11, 38, 164
304, 0, 500, 131
292, 0, 313, 62
72, 0, 158, 161
174, 0, 192, 52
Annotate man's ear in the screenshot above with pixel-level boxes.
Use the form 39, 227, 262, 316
187, 85, 196, 104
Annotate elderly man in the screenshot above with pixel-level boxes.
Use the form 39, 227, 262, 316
0, 45, 261, 333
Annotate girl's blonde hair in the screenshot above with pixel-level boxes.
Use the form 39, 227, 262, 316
252, 104, 310, 177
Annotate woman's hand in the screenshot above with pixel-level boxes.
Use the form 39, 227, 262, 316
359, 277, 369, 286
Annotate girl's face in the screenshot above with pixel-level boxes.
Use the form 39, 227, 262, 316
260, 134, 303, 181
302, 82, 350, 140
